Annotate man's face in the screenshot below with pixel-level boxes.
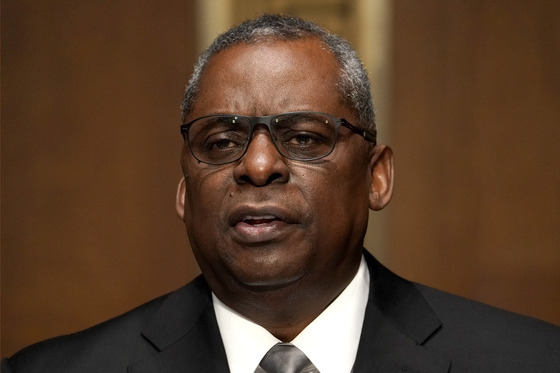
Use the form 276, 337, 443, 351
177, 38, 390, 307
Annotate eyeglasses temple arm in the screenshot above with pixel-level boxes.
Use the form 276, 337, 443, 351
341, 120, 377, 145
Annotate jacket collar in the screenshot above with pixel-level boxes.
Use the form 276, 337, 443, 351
128, 276, 229, 373
353, 251, 450, 372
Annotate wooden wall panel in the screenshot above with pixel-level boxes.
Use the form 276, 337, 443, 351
387, 0, 560, 325
2, 1, 198, 356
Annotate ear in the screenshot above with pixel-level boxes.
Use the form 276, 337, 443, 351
368, 145, 394, 211
175, 177, 187, 220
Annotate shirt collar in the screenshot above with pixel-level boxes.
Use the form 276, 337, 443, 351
213, 255, 370, 373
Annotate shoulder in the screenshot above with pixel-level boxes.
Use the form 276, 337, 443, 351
5, 294, 165, 373
415, 283, 560, 371
363, 251, 560, 371
4, 277, 208, 373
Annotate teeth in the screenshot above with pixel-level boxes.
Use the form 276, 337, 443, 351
243, 215, 276, 222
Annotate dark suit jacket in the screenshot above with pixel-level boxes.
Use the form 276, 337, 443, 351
3, 251, 559, 372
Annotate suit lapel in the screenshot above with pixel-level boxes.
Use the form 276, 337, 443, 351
128, 276, 230, 373
353, 251, 450, 373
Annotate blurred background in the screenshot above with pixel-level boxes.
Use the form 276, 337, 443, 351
2, 0, 559, 357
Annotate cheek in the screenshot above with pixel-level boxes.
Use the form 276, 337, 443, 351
301, 156, 370, 198
293, 162, 369, 225
182, 169, 233, 266
312, 160, 370, 228
183, 167, 232, 224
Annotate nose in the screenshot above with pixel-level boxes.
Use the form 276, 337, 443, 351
233, 127, 289, 186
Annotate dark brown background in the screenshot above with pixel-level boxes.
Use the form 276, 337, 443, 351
386, 0, 560, 327
2, 0, 559, 357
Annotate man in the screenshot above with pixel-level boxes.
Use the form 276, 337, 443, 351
3, 14, 559, 373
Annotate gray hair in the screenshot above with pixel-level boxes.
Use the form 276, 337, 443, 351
181, 14, 376, 135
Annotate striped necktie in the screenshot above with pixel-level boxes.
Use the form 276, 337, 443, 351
255, 343, 319, 373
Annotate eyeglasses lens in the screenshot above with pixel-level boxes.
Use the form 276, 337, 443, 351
187, 112, 338, 165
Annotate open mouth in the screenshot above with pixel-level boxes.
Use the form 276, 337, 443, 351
242, 215, 281, 225
229, 208, 294, 243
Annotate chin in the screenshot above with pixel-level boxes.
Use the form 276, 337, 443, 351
236, 271, 305, 292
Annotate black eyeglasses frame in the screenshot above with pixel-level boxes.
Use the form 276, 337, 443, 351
180, 111, 376, 165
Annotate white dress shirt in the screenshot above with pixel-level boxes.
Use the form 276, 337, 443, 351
213, 255, 370, 373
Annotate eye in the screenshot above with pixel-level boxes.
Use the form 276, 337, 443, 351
285, 131, 325, 147
203, 131, 246, 152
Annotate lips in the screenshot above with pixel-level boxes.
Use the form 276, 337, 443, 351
229, 206, 297, 243
229, 205, 296, 226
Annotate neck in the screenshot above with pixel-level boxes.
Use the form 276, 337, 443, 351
214, 266, 358, 341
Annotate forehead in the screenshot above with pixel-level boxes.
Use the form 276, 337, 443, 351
189, 38, 354, 121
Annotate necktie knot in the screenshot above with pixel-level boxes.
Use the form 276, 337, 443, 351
256, 343, 319, 373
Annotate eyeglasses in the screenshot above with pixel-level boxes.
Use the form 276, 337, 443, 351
180, 111, 376, 165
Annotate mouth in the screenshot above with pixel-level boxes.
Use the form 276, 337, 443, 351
229, 205, 295, 226
229, 206, 296, 243
241, 215, 282, 225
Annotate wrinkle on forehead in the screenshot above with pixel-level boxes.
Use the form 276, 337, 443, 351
191, 38, 349, 118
